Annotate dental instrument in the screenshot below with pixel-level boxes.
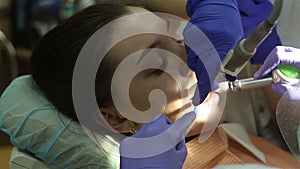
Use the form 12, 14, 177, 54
217, 64, 300, 93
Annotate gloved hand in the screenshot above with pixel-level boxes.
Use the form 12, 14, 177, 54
183, 0, 243, 105
237, 0, 282, 64
254, 46, 300, 100
120, 112, 196, 169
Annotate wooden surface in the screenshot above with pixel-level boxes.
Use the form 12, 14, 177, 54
0, 145, 13, 169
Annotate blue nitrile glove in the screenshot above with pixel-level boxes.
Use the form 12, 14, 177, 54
237, 0, 282, 64
120, 112, 196, 169
254, 46, 300, 100
184, 0, 243, 105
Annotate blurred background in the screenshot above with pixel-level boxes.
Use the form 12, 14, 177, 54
0, 1, 95, 168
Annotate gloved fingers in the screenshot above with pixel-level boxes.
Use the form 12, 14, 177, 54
176, 139, 188, 167
133, 111, 195, 140
238, 0, 272, 14
254, 61, 277, 79
175, 139, 187, 152
254, 46, 282, 79
212, 80, 220, 91
237, 0, 256, 14
256, 52, 300, 80
277, 46, 300, 67
255, 46, 300, 79
276, 47, 300, 65
285, 84, 300, 101
148, 114, 171, 126
192, 70, 212, 105
192, 86, 201, 105
192, 82, 210, 105
272, 83, 300, 101
193, 86, 211, 105
120, 112, 194, 159
186, 0, 239, 17
189, 5, 242, 61
272, 83, 291, 96
188, 55, 212, 105
122, 112, 194, 155
255, 0, 273, 12
186, 47, 199, 71
170, 111, 196, 142
192, 63, 212, 105
133, 114, 171, 138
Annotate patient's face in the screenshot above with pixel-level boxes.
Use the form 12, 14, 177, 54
109, 6, 219, 136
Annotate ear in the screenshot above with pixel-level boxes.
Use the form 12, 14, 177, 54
100, 107, 137, 133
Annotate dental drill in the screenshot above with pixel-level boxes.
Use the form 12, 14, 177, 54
216, 64, 300, 93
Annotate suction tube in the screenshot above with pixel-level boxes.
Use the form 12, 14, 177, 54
222, 0, 283, 76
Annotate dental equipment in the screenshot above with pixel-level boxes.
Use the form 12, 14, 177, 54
222, 0, 284, 77
217, 64, 300, 93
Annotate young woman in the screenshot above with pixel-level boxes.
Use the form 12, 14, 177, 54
0, 2, 299, 169
0, 3, 199, 168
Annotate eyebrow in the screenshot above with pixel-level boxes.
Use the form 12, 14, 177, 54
137, 40, 162, 64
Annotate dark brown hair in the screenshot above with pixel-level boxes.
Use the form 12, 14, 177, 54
31, 4, 130, 121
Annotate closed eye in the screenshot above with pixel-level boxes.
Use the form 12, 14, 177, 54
149, 57, 167, 77
151, 69, 164, 76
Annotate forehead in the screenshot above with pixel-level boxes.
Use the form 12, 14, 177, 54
114, 6, 167, 36
109, 7, 168, 59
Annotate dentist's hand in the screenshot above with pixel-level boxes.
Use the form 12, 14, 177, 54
183, 0, 243, 105
120, 112, 196, 169
254, 46, 300, 100
237, 0, 282, 64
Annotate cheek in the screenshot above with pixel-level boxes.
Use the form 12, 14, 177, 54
160, 74, 181, 101
129, 73, 181, 112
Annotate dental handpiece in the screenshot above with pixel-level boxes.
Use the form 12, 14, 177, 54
216, 64, 300, 93
217, 77, 273, 93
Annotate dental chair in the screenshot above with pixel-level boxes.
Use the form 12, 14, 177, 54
9, 147, 52, 169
